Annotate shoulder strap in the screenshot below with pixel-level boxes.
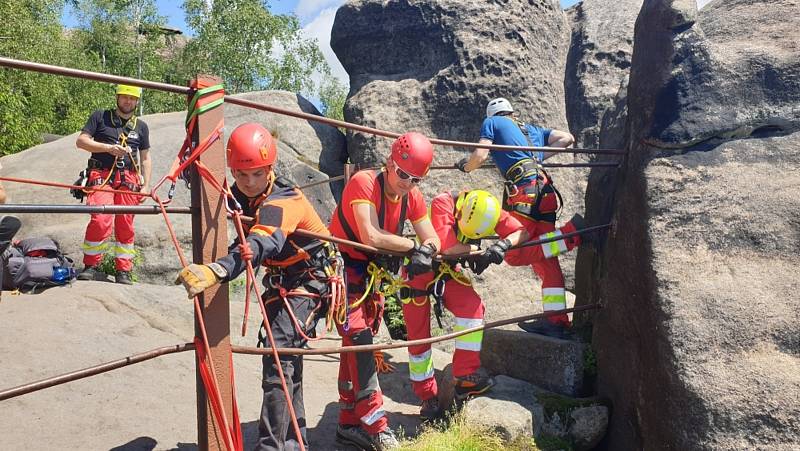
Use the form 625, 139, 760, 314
376, 171, 407, 234
397, 193, 408, 235
376, 172, 387, 229
336, 202, 360, 243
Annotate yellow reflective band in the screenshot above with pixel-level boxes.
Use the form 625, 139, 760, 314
540, 231, 568, 258
408, 350, 434, 381
542, 287, 566, 308
82, 241, 108, 256
114, 248, 136, 259
453, 323, 484, 352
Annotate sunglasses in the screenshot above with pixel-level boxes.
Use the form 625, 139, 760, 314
393, 165, 423, 184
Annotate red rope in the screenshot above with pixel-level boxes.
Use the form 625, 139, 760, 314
0, 175, 151, 197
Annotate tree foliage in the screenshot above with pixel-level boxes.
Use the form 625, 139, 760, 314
1, 0, 346, 155
181, 0, 327, 95
319, 74, 348, 122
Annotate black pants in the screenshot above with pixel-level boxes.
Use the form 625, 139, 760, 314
255, 290, 322, 451
0, 216, 22, 291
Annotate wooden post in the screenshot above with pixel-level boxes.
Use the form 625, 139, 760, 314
189, 75, 232, 451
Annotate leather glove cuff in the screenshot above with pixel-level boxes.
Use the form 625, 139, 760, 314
207, 262, 228, 280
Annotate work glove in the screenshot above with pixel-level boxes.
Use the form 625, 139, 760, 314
174, 262, 227, 298
455, 157, 470, 173
469, 239, 512, 275
406, 242, 436, 276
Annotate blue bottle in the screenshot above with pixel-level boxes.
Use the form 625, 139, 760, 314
52, 267, 76, 283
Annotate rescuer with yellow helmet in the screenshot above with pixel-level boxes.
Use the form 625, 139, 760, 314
399, 189, 528, 420
75, 84, 151, 285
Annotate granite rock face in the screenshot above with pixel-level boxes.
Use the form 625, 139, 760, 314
564, 0, 642, 149
578, 0, 800, 449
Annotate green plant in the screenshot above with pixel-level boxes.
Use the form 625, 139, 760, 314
383, 295, 407, 340
97, 246, 144, 281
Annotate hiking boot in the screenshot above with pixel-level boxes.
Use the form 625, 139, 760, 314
335, 425, 399, 451
115, 271, 133, 285
567, 213, 603, 249
77, 266, 108, 281
420, 396, 443, 421
454, 367, 495, 401
518, 318, 571, 339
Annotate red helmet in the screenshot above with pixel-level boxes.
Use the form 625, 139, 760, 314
226, 123, 277, 170
390, 132, 434, 178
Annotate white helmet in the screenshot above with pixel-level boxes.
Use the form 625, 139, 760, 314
486, 97, 513, 117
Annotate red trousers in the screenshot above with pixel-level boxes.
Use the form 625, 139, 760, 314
403, 270, 484, 401
82, 169, 140, 272
335, 264, 388, 434
504, 215, 580, 326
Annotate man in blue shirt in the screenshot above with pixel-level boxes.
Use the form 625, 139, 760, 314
457, 97, 584, 338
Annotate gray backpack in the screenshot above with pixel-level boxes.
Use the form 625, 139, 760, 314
1, 237, 76, 293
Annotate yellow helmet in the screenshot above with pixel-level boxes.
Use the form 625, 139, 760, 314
455, 190, 502, 240
115, 84, 142, 99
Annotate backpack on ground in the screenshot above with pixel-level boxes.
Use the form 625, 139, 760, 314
1, 237, 76, 293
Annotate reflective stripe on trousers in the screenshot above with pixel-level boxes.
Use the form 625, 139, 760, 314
454, 317, 483, 352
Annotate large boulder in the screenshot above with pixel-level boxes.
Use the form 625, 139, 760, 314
578, 0, 800, 449
646, 0, 800, 147
450, 372, 608, 450
330, 0, 585, 323
0, 91, 343, 284
565, 0, 642, 149
330, 0, 574, 203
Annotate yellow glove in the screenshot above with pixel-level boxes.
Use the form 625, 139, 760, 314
175, 263, 227, 298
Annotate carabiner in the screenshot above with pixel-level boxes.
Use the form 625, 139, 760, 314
268, 274, 283, 289
432, 278, 446, 298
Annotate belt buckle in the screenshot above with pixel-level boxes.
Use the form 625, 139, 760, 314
115, 159, 125, 169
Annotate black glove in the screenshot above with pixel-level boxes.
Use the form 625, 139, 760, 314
483, 238, 512, 264
455, 157, 470, 173
375, 254, 403, 274
469, 239, 511, 275
407, 242, 436, 276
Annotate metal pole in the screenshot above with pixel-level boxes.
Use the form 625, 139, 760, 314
0, 56, 188, 94
0, 204, 192, 214
189, 75, 232, 451
0, 56, 626, 156
0, 343, 194, 401
231, 304, 601, 356
427, 161, 621, 171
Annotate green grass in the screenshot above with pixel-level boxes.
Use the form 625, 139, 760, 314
397, 415, 507, 451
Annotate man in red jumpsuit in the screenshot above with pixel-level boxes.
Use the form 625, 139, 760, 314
76, 84, 152, 284
328, 132, 441, 451
401, 189, 529, 420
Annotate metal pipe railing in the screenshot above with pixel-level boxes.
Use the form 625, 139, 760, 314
0, 204, 193, 214
0, 56, 627, 156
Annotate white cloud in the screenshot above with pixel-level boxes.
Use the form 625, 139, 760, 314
296, 0, 345, 21
301, 5, 349, 88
